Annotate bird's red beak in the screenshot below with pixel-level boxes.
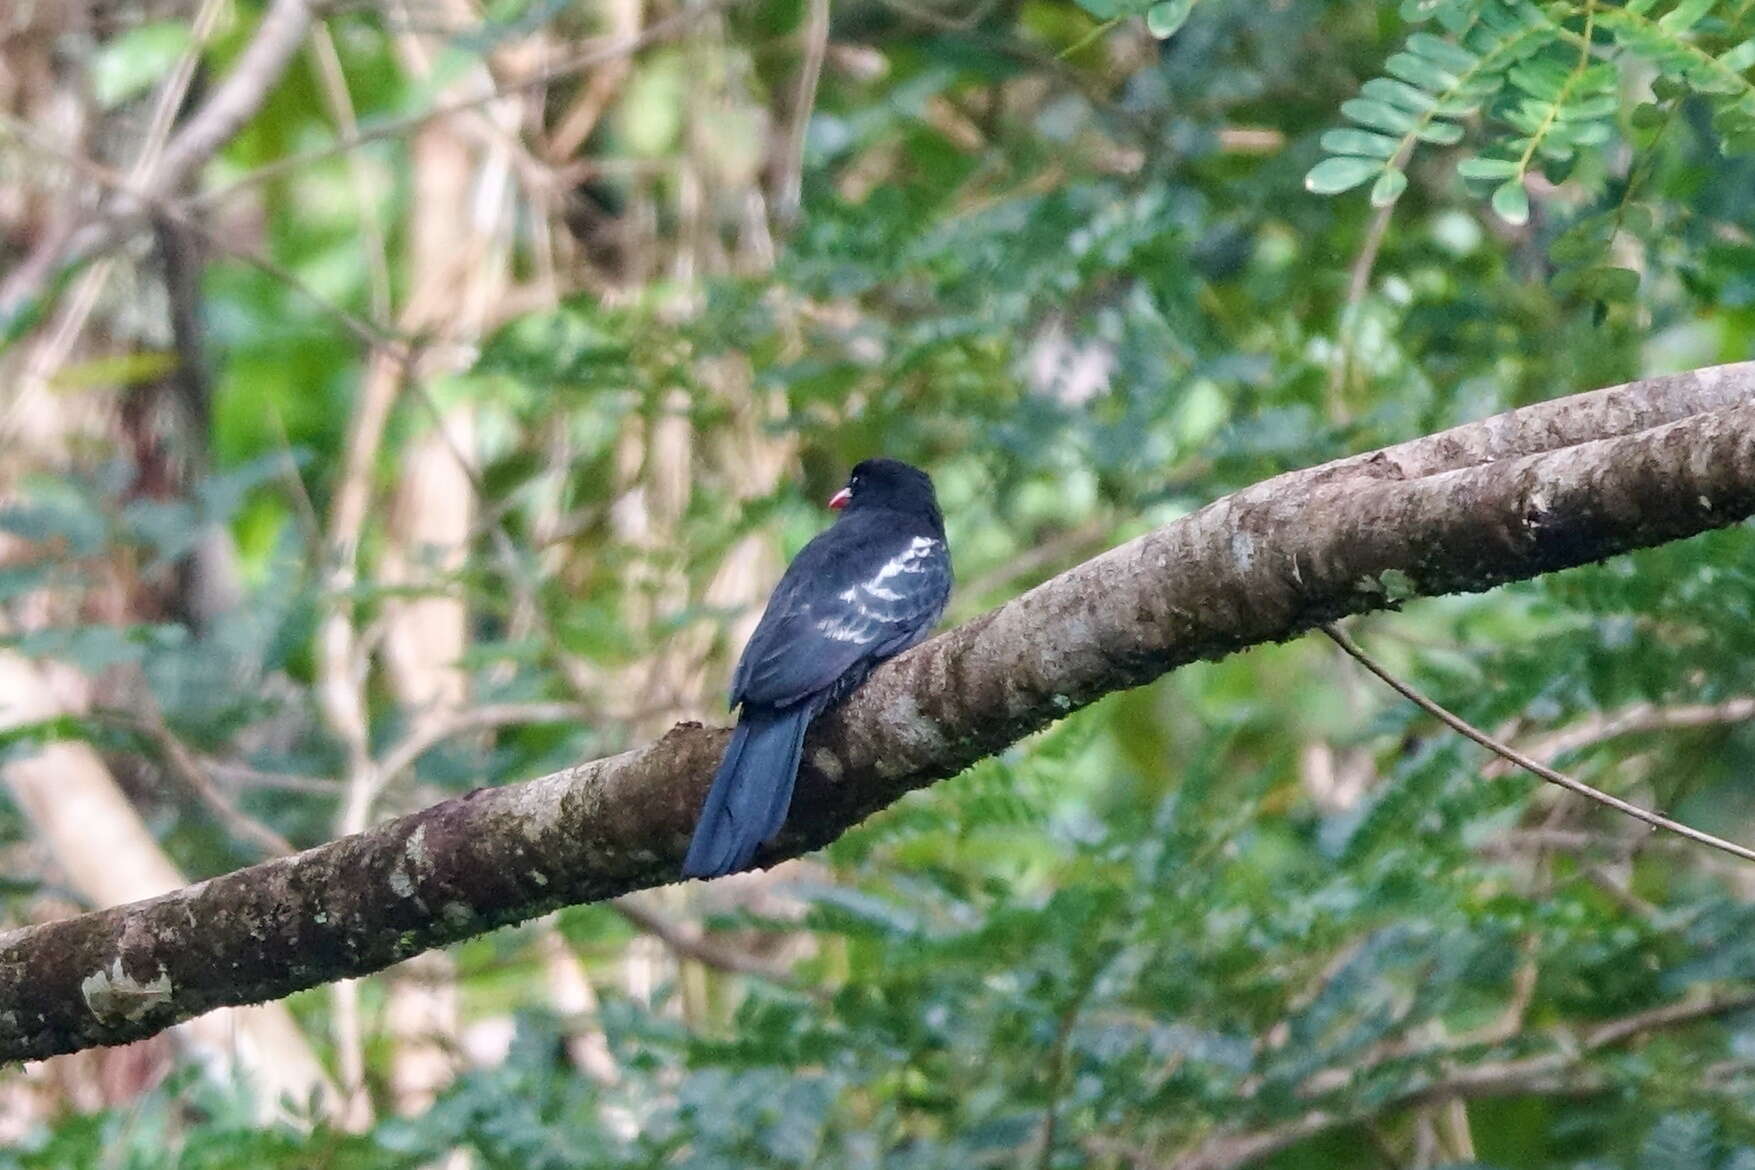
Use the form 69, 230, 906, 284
827, 487, 852, 511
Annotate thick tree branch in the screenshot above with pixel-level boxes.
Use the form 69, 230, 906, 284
0, 363, 1751, 1064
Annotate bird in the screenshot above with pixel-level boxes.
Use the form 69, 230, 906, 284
682, 458, 952, 879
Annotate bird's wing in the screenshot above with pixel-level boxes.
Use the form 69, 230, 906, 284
731, 526, 950, 710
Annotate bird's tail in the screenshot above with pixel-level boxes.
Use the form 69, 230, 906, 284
682, 704, 814, 879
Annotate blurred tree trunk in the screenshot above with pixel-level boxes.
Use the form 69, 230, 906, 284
352, 0, 520, 1126
0, 1, 332, 1121
588, 8, 815, 877
0, 654, 336, 1116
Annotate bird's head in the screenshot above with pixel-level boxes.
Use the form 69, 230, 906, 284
828, 458, 942, 527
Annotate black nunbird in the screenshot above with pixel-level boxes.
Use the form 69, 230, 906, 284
682, 459, 952, 878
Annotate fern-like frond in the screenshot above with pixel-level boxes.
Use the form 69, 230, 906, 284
1598, 2, 1755, 151
1306, 0, 1560, 208
1310, 0, 1755, 226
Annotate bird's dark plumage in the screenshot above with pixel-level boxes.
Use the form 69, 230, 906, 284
682, 459, 952, 878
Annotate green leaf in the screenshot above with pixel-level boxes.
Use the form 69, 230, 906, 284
1414, 120, 1465, 144
1651, 74, 1688, 101
1492, 178, 1531, 224
0, 565, 48, 602
1684, 61, 1742, 94
1342, 98, 1417, 133
1641, 1112, 1719, 1170
1144, 0, 1195, 38
1320, 128, 1402, 158
1563, 120, 1612, 146
1548, 230, 1603, 265
91, 22, 191, 109
1455, 156, 1519, 179
1304, 156, 1383, 194
1711, 103, 1755, 153
619, 53, 688, 156
1407, 32, 1479, 72
1578, 61, 1619, 91
1657, 0, 1717, 34
1362, 77, 1439, 112
1433, 93, 1487, 118
49, 351, 179, 390
0, 499, 106, 557
1561, 94, 1620, 120
6, 625, 184, 674
1370, 168, 1409, 207
1556, 265, 1641, 302
1385, 52, 1459, 91
1628, 100, 1670, 145
1508, 61, 1567, 98
1631, 101, 1668, 129
1504, 102, 1548, 134
1720, 37, 1755, 73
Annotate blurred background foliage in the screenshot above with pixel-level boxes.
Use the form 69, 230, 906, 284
0, 0, 1753, 1166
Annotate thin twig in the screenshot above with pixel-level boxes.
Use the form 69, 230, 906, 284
201, 761, 342, 797
309, 21, 394, 322
375, 701, 589, 784
322, 351, 408, 832
191, 5, 720, 208
774, 0, 830, 228
147, 0, 319, 202
0, 109, 408, 352
1320, 623, 1755, 866
1491, 696, 1755, 776
9, 0, 231, 395
6, 0, 322, 319
102, 711, 297, 859
134, 0, 232, 180
400, 377, 607, 704
609, 896, 819, 995
1038, 964, 1107, 1170
1325, 195, 1398, 420
543, 0, 643, 161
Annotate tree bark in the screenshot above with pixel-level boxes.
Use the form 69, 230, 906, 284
0, 361, 1749, 1064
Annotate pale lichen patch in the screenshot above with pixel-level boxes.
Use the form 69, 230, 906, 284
404, 823, 429, 871
875, 693, 950, 777
1230, 528, 1257, 571
498, 772, 574, 845
388, 823, 432, 899
1526, 485, 1553, 524
811, 749, 844, 782
81, 958, 172, 1024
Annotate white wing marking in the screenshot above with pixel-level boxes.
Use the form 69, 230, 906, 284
817, 536, 942, 644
